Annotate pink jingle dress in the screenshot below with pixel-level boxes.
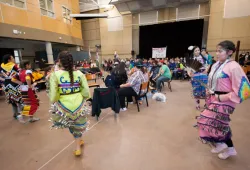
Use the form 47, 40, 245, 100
197, 60, 250, 143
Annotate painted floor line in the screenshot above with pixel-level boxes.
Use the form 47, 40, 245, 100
37, 112, 113, 170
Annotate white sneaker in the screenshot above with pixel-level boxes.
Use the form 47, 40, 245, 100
218, 147, 237, 160
29, 117, 40, 123
211, 143, 228, 153
17, 115, 26, 124
120, 108, 127, 112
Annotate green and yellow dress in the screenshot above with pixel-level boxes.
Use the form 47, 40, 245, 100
49, 70, 90, 138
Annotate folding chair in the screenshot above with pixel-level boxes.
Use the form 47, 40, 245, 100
160, 79, 172, 92
86, 74, 100, 88
126, 81, 149, 112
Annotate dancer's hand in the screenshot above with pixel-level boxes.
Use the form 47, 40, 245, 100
206, 89, 214, 95
32, 82, 37, 88
188, 71, 194, 77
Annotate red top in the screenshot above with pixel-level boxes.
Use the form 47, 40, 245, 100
83, 63, 90, 68
19, 70, 33, 83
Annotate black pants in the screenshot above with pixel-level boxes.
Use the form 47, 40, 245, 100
118, 87, 137, 108
225, 138, 234, 147
149, 77, 156, 87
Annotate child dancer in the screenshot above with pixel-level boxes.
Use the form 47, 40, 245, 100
189, 46, 208, 110
197, 40, 250, 159
19, 61, 40, 122
49, 51, 90, 156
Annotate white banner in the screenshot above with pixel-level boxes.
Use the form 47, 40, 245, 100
152, 47, 167, 58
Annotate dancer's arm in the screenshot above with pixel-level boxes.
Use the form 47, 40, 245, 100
215, 66, 250, 103
11, 76, 23, 85
49, 73, 59, 103
80, 71, 91, 100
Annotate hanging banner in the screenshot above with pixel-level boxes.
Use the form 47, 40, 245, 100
152, 47, 167, 58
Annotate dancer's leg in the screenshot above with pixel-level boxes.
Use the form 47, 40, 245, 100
11, 103, 18, 119
195, 99, 200, 110
75, 138, 81, 151
218, 139, 237, 159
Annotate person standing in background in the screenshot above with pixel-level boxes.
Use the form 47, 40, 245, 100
201, 49, 212, 65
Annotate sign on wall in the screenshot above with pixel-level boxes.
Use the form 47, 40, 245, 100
152, 47, 167, 58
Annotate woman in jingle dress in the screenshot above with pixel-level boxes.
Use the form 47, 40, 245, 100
49, 51, 90, 156
190, 46, 208, 110
197, 40, 250, 159
0, 54, 24, 122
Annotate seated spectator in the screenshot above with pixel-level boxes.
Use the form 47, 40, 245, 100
113, 61, 120, 68
107, 59, 113, 72
172, 58, 181, 79
125, 58, 130, 68
118, 61, 147, 111
129, 59, 135, 70
149, 60, 160, 88
245, 52, 250, 61
239, 54, 245, 66
168, 59, 176, 71
83, 61, 90, 68
179, 62, 186, 80
143, 59, 148, 67
154, 61, 172, 92
164, 58, 169, 65
111, 62, 128, 88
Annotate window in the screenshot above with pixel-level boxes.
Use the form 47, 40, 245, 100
0, 0, 26, 9
39, 0, 54, 18
62, 6, 71, 24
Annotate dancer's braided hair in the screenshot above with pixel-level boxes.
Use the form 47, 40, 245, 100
58, 51, 74, 86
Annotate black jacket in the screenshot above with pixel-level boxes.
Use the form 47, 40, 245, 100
92, 88, 120, 118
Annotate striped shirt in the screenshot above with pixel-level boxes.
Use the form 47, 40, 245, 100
128, 70, 146, 94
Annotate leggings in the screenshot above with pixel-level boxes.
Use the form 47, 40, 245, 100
11, 103, 22, 117
225, 138, 234, 147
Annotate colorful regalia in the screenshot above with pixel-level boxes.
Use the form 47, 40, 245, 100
191, 72, 208, 99
191, 56, 208, 99
0, 62, 22, 104
49, 70, 90, 138
19, 70, 39, 116
197, 60, 250, 143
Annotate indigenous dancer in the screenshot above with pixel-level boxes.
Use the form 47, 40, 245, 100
0, 54, 24, 122
19, 61, 40, 122
189, 46, 208, 110
197, 40, 250, 159
49, 51, 90, 156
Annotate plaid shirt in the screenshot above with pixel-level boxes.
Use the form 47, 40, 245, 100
128, 70, 146, 94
